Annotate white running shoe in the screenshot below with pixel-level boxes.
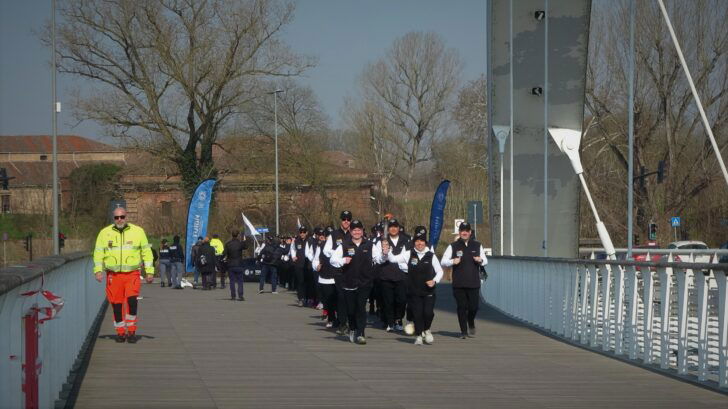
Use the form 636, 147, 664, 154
385, 326, 393, 332
349, 330, 356, 343
356, 336, 367, 345
404, 322, 415, 335
424, 330, 434, 344
316, 302, 324, 310
414, 336, 423, 345
325, 321, 334, 328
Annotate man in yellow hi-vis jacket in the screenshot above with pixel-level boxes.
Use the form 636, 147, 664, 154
93, 207, 154, 343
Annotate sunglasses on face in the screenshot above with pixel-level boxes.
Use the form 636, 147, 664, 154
114, 215, 126, 220
342, 219, 351, 222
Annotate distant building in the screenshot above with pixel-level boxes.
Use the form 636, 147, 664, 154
0, 135, 125, 214
0, 135, 376, 231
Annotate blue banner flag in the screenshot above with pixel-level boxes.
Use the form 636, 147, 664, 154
428, 180, 450, 250
185, 178, 216, 272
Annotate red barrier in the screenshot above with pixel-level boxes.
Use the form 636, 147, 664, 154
22, 306, 40, 409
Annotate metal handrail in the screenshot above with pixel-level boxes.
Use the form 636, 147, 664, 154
482, 256, 728, 390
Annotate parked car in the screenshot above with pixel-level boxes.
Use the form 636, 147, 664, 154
667, 240, 710, 263
633, 243, 682, 263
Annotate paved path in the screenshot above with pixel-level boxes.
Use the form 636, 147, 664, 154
73, 281, 727, 408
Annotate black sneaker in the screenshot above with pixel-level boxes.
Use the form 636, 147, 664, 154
161, 283, 165, 288
337, 323, 348, 336
115, 334, 126, 343
127, 332, 137, 343
237, 297, 245, 301
230, 297, 236, 301
460, 333, 468, 339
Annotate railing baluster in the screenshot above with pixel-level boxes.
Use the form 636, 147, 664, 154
579, 264, 589, 344
659, 267, 673, 369
695, 270, 709, 381
614, 266, 625, 355
676, 267, 690, 375
626, 265, 639, 360
643, 268, 656, 364
715, 270, 728, 388
601, 265, 612, 351
588, 264, 599, 347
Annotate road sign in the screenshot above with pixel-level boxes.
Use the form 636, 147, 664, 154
671, 217, 681, 227
467, 201, 483, 225
454, 219, 465, 234
256, 227, 269, 234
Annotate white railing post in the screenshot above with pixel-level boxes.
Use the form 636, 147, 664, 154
565, 264, 577, 339
659, 267, 673, 369
614, 266, 625, 355
579, 264, 589, 344
642, 268, 656, 364
715, 269, 728, 388
695, 270, 709, 381
675, 267, 690, 375
588, 263, 600, 347
601, 265, 613, 351
626, 265, 639, 360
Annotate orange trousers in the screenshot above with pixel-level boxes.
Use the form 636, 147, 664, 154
106, 271, 141, 334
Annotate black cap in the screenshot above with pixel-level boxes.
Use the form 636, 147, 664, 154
313, 227, 324, 236
340, 210, 352, 220
374, 223, 384, 232
350, 219, 364, 230
298, 226, 308, 233
459, 222, 472, 232
387, 218, 400, 228
325, 226, 335, 236
414, 225, 427, 235
413, 231, 428, 242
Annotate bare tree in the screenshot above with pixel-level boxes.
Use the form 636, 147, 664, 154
432, 75, 489, 235
52, 0, 313, 195
359, 31, 462, 212
585, 0, 728, 244
240, 79, 335, 221
344, 99, 401, 216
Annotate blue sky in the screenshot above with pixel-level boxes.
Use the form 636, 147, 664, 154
0, 0, 486, 142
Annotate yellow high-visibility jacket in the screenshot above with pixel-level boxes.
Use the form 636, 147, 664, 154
210, 238, 224, 256
93, 223, 155, 275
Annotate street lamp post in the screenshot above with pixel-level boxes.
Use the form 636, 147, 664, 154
51, 0, 59, 255
270, 89, 284, 235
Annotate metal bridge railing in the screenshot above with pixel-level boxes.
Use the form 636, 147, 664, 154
0, 252, 103, 409
482, 256, 728, 390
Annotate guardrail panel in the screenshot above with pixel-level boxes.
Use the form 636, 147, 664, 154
0, 254, 103, 409
482, 255, 728, 391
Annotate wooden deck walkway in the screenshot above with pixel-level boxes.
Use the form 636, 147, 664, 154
73, 281, 727, 409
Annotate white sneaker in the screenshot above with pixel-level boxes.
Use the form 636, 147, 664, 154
404, 322, 415, 335
325, 321, 334, 328
414, 336, 423, 345
271, 291, 278, 294
424, 330, 434, 344
316, 302, 324, 310
385, 326, 393, 332
349, 330, 355, 343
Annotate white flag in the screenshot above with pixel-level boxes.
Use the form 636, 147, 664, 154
242, 212, 260, 237
297, 217, 302, 229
